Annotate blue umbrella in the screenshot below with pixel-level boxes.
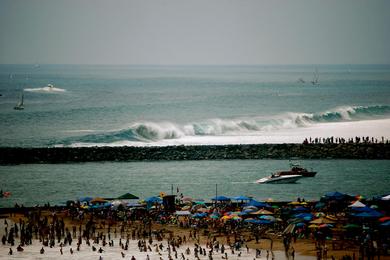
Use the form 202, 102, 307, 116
145, 196, 162, 203
353, 210, 383, 218
79, 197, 93, 202
232, 196, 251, 201
380, 221, 390, 227
244, 199, 271, 208
244, 219, 271, 224
192, 212, 208, 218
324, 191, 347, 200
211, 196, 231, 201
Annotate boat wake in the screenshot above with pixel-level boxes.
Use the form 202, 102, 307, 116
24, 84, 66, 93
55, 105, 390, 146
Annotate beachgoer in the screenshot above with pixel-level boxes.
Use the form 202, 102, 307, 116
99, 247, 104, 253
40, 247, 44, 254
9, 248, 13, 255
17, 244, 24, 251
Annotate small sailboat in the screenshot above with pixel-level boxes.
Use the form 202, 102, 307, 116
14, 92, 24, 110
311, 68, 319, 85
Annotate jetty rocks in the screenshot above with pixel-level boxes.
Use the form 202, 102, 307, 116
0, 143, 389, 164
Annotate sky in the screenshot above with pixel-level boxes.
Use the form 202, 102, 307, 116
0, 0, 389, 65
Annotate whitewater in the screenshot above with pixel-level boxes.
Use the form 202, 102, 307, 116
0, 64, 389, 147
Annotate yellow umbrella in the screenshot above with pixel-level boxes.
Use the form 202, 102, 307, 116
252, 209, 274, 215
308, 224, 319, 229
90, 197, 107, 204
310, 217, 336, 224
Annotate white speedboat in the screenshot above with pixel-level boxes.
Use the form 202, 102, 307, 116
256, 174, 303, 184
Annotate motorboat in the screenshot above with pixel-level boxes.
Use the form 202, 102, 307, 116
256, 174, 303, 184
276, 163, 317, 177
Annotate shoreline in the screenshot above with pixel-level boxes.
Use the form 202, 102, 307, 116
0, 143, 389, 164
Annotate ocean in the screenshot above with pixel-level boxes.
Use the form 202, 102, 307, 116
0, 64, 389, 147
0, 64, 389, 207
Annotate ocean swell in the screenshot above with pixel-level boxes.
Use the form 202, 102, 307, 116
58, 105, 390, 145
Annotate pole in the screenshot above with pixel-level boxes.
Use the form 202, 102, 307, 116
215, 183, 218, 208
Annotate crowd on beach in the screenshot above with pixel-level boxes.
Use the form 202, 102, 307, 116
1, 191, 390, 260
302, 136, 389, 145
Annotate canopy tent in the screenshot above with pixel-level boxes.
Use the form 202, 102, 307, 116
117, 193, 139, 200
348, 201, 366, 208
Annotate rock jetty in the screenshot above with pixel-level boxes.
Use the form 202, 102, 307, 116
0, 143, 389, 164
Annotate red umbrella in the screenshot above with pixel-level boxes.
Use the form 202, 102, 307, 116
379, 216, 390, 222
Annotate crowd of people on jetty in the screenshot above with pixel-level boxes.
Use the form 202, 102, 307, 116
1, 191, 390, 260
302, 136, 389, 145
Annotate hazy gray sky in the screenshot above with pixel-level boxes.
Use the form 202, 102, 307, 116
0, 0, 389, 65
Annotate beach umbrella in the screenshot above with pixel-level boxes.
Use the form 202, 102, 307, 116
221, 215, 232, 221
289, 201, 301, 205
350, 206, 375, 212
353, 211, 383, 219
127, 202, 143, 207
291, 206, 309, 213
211, 196, 231, 202
308, 224, 319, 229
259, 215, 276, 222
324, 191, 347, 201
232, 196, 251, 201
210, 214, 220, 219
349, 201, 366, 208
79, 196, 93, 202
90, 197, 108, 204
344, 224, 360, 229
111, 200, 126, 207
251, 209, 274, 215
379, 216, 390, 222
380, 221, 390, 227
244, 199, 271, 208
117, 193, 139, 200
181, 205, 191, 211
145, 196, 162, 203
381, 195, 390, 201
181, 196, 193, 203
295, 222, 305, 228
196, 208, 209, 213
243, 206, 258, 212
175, 210, 192, 216
310, 217, 336, 224
314, 202, 326, 210
192, 212, 207, 218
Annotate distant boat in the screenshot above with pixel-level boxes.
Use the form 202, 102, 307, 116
14, 92, 24, 110
311, 68, 319, 85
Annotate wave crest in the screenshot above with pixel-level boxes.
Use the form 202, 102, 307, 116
58, 105, 390, 145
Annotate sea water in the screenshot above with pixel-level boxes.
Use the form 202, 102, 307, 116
0, 64, 389, 147
0, 65, 389, 207
0, 160, 389, 207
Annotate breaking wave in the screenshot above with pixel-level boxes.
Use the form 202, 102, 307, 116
58, 105, 390, 145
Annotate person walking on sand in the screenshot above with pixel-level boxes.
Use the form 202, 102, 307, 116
9, 248, 13, 255
40, 247, 44, 254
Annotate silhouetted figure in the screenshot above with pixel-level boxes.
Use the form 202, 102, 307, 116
40, 247, 44, 254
